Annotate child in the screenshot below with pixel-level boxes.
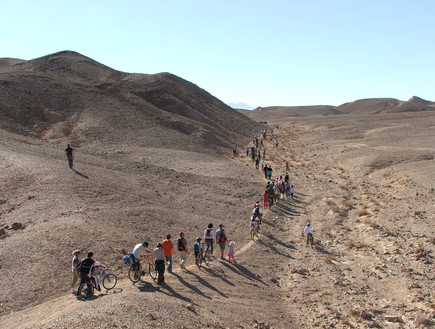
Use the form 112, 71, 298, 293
228, 241, 236, 262
194, 237, 201, 265
90, 260, 106, 291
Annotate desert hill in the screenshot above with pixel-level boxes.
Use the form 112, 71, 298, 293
0, 50, 258, 150
241, 96, 435, 122
0, 51, 266, 321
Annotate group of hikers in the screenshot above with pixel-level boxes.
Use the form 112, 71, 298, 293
68, 128, 315, 296
70, 223, 236, 292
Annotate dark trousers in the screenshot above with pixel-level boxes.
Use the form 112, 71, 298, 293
67, 155, 73, 169
155, 260, 165, 284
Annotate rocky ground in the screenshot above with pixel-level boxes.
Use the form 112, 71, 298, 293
1, 112, 434, 329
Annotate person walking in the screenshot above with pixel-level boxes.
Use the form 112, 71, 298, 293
77, 251, 95, 295
215, 224, 227, 260
177, 232, 188, 269
194, 237, 202, 265
65, 144, 74, 169
228, 241, 236, 262
70, 249, 81, 293
153, 243, 165, 285
162, 234, 174, 272
289, 185, 295, 199
203, 223, 215, 256
304, 222, 314, 247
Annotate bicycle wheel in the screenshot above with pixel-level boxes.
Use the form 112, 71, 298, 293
196, 254, 202, 266
128, 265, 140, 283
102, 274, 117, 290
204, 249, 212, 265
78, 281, 94, 299
148, 263, 157, 282
250, 227, 255, 240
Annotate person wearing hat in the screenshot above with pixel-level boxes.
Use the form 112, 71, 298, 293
161, 234, 174, 272
177, 232, 188, 269
215, 224, 227, 260
131, 241, 152, 271
304, 222, 314, 247
194, 237, 202, 265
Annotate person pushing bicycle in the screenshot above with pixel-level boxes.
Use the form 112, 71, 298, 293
131, 241, 152, 273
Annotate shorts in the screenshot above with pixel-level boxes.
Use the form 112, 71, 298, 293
218, 242, 226, 250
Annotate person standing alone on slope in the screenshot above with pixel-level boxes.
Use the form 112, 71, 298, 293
65, 144, 74, 169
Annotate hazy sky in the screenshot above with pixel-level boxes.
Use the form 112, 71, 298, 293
1, 0, 434, 107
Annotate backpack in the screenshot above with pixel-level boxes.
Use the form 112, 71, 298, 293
122, 253, 135, 265
254, 207, 260, 216
79, 257, 93, 274
206, 229, 212, 238
177, 238, 185, 251
219, 231, 227, 243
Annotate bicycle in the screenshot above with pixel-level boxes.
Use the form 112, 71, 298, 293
128, 255, 157, 283
250, 221, 259, 240
201, 242, 212, 265
77, 269, 118, 299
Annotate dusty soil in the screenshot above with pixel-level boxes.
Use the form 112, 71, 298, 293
1, 110, 434, 328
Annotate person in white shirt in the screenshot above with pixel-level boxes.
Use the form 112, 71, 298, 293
250, 215, 259, 231
304, 223, 314, 246
204, 223, 215, 255
289, 185, 295, 199
132, 241, 151, 264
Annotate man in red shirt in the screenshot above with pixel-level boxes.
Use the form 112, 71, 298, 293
161, 234, 174, 272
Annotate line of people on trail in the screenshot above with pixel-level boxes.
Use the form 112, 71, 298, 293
262, 174, 295, 209
119, 224, 236, 286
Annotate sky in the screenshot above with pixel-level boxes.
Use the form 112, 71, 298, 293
1, 0, 434, 108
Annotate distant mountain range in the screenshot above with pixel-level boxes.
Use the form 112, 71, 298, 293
227, 102, 255, 110
239, 96, 435, 121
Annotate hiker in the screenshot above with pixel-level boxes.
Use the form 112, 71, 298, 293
132, 241, 151, 263
289, 185, 295, 199
70, 249, 81, 293
194, 237, 202, 265
177, 232, 188, 269
263, 190, 269, 208
228, 241, 236, 262
65, 144, 74, 169
304, 223, 314, 247
285, 161, 289, 171
268, 166, 273, 179
154, 243, 165, 284
77, 251, 95, 295
215, 224, 227, 260
204, 223, 215, 255
285, 173, 289, 183
162, 234, 174, 272
90, 260, 107, 291
255, 157, 259, 169
253, 203, 263, 224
